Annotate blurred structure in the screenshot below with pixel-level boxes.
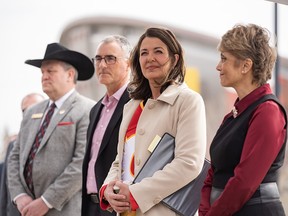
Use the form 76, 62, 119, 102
266, 0, 288, 5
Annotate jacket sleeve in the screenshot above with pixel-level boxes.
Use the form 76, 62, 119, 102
199, 167, 213, 216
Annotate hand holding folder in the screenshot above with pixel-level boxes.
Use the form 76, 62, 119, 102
133, 133, 210, 216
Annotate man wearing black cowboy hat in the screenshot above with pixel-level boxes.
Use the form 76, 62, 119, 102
7, 43, 96, 216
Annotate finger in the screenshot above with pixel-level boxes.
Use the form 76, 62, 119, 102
113, 205, 131, 213
21, 208, 27, 216
111, 199, 130, 207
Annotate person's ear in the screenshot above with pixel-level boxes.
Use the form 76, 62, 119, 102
173, 54, 179, 68
67, 68, 75, 81
242, 58, 253, 74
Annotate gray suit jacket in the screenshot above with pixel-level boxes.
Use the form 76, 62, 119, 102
7, 91, 95, 216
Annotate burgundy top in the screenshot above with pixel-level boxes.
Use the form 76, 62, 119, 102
199, 83, 287, 216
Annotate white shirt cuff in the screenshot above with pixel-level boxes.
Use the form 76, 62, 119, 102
41, 196, 53, 209
13, 193, 27, 204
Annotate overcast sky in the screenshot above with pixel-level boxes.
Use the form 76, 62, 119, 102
0, 0, 287, 152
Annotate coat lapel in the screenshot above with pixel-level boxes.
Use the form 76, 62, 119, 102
37, 92, 77, 152
98, 90, 130, 155
23, 101, 50, 161
87, 98, 104, 148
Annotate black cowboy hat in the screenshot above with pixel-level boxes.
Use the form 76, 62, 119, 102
25, 43, 94, 81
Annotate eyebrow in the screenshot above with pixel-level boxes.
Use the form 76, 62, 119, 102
140, 46, 164, 52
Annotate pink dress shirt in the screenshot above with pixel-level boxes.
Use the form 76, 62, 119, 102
86, 85, 127, 194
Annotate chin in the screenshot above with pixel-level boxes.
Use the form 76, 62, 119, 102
220, 80, 228, 87
42, 88, 51, 95
99, 79, 110, 85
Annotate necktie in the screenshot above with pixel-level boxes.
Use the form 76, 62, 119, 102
24, 103, 56, 196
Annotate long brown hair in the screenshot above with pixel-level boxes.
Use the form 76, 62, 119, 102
128, 27, 186, 100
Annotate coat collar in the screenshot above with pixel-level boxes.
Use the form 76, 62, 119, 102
157, 83, 188, 105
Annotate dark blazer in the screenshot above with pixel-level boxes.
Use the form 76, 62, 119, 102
0, 140, 19, 216
81, 89, 130, 216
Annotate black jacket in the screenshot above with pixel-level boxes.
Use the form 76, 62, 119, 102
81, 89, 130, 216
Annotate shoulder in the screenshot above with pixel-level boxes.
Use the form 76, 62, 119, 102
120, 89, 130, 102
257, 99, 286, 119
164, 84, 205, 107
22, 100, 48, 119
75, 93, 96, 107
123, 99, 140, 110
178, 84, 203, 100
26, 100, 48, 111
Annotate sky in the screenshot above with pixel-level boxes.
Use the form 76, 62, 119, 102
0, 0, 288, 152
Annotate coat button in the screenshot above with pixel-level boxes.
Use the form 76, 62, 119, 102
136, 158, 141, 166
138, 129, 145, 135
148, 103, 155, 109
153, 197, 161, 204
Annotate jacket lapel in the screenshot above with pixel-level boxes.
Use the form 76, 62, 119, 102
37, 91, 77, 152
98, 90, 130, 155
23, 101, 50, 161
87, 98, 104, 148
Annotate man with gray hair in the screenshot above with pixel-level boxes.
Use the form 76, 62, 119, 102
81, 35, 132, 216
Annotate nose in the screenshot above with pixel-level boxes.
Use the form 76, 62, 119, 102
42, 71, 49, 80
216, 62, 221, 72
98, 58, 107, 67
146, 53, 156, 62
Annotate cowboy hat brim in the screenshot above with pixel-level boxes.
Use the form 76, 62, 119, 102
25, 43, 94, 81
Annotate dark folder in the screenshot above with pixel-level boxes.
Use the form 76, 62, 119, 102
133, 133, 210, 216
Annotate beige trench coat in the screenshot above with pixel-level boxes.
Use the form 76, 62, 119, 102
104, 84, 207, 216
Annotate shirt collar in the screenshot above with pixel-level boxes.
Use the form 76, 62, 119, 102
157, 83, 188, 105
231, 83, 272, 118
102, 83, 128, 106
49, 88, 75, 109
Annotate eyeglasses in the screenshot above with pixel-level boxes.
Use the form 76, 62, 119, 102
92, 55, 121, 65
